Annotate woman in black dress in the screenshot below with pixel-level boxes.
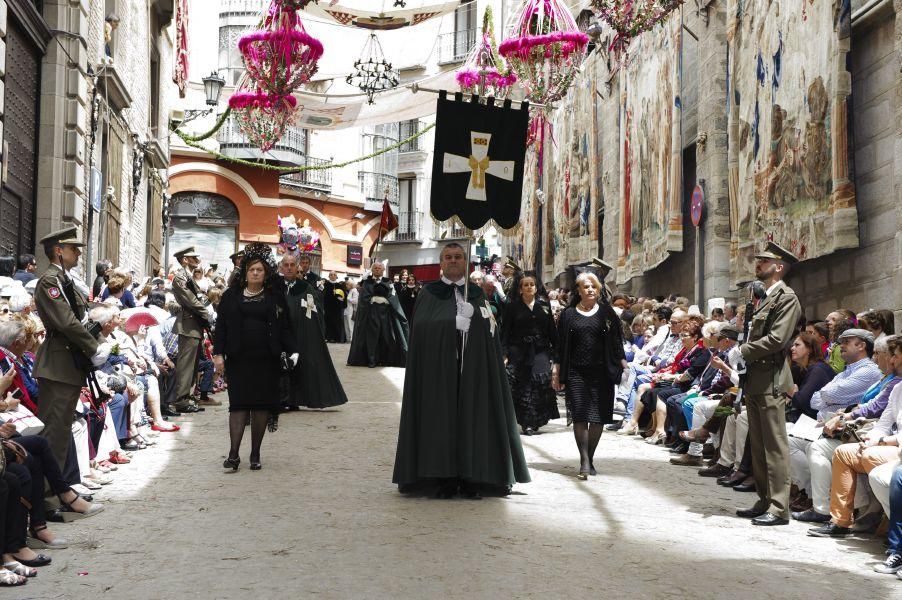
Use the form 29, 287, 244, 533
502, 273, 559, 435
213, 244, 297, 471
552, 273, 626, 480
398, 274, 419, 322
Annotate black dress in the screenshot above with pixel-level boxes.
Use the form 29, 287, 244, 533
213, 288, 296, 412
502, 298, 559, 430
555, 304, 625, 425
323, 280, 348, 343
399, 285, 419, 322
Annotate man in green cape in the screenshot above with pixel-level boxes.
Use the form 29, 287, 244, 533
346, 261, 409, 368
278, 254, 348, 410
392, 243, 530, 498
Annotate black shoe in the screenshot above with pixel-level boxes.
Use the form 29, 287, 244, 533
733, 482, 757, 492
250, 462, 262, 471
162, 406, 181, 417
752, 513, 789, 526
669, 442, 689, 455
435, 479, 458, 499
368, 363, 376, 368
604, 423, 621, 431
736, 507, 767, 519
458, 481, 482, 500
808, 523, 851, 538
223, 457, 240, 471
702, 444, 715, 458
791, 509, 831, 523
698, 464, 732, 478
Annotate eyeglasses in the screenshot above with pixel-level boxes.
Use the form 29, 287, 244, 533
680, 333, 694, 338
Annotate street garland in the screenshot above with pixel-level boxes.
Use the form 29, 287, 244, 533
177, 108, 233, 142
174, 121, 436, 173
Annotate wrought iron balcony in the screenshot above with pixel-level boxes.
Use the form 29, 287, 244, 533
359, 171, 399, 209
384, 211, 423, 242
432, 220, 469, 240
219, 0, 266, 17
217, 115, 308, 165
398, 120, 426, 153
438, 28, 480, 65
279, 157, 333, 193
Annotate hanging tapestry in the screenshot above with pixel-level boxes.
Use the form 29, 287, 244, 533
430, 94, 529, 231
173, 0, 189, 98
727, 0, 856, 280
617, 15, 683, 284
544, 52, 600, 278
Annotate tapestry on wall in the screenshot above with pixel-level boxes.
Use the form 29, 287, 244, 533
543, 52, 601, 279
727, 0, 856, 280
617, 15, 683, 284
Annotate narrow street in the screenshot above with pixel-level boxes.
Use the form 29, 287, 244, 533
33, 345, 898, 599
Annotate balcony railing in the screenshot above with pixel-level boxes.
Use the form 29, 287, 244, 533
279, 157, 333, 193
384, 211, 423, 242
217, 115, 308, 165
359, 171, 399, 210
438, 28, 480, 64
398, 120, 426, 153
220, 0, 266, 17
432, 220, 469, 240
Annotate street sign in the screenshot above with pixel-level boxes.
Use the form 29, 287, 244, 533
90, 168, 103, 212
347, 244, 363, 266
690, 184, 704, 227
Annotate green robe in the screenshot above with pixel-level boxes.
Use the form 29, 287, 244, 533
281, 278, 348, 409
392, 281, 530, 488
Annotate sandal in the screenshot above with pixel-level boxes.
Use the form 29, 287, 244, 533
0, 568, 26, 586
5, 559, 41, 574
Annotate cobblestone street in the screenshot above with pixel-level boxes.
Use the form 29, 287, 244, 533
28, 345, 900, 599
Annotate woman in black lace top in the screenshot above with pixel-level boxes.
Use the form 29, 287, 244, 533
501, 274, 559, 435
552, 273, 626, 479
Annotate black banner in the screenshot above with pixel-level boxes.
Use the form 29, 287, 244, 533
430, 93, 529, 230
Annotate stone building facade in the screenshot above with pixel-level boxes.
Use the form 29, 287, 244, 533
0, 0, 175, 278
517, 0, 901, 323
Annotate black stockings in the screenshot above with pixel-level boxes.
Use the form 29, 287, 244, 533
228, 410, 271, 463
573, 422, 604, 472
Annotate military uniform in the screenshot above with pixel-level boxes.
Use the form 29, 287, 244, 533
171, 247, 211, 408
33, 227, 100, 468
739, 243, 802, 521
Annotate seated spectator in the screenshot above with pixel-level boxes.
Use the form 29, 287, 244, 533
804, 321, 831, 367
786, 332, 836, 423
825, 310, 858, 373
808, 335, 902, 538
793, 334, 901, 523
724, 302, 738, 325
710, 307, 725, 322
92, 260, 111, 299
859, 310, 893, 343
100, 269, 136, 308
12, 255, 36, 285
788, 329, 884, 518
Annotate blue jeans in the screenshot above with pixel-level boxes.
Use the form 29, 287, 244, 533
889, 464, 902, 553
682, 394, 700, 426
108, 393, 129, 441
197, 358, 214, 393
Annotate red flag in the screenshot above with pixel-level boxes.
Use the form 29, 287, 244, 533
379, 199, 398, 233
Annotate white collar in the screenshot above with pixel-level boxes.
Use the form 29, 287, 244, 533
441, 276, 466, 286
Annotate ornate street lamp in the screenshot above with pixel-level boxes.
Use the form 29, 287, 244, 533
202, 71, 226, 106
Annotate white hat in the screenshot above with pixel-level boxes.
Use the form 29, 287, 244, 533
688, 304, 702, 316
8, 293, 31, 313
24, 279, 38, 296
0, 280, 24, 299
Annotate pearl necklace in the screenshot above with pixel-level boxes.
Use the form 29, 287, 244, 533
243, 287, 264, 297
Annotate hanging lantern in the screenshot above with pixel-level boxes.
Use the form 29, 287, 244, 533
228, 80, 298, 153
346, 33, 399, 105
499, 0, 589, 106
238, 1, 324, 97
456, 6, 517, 98
591, 0, 684, 54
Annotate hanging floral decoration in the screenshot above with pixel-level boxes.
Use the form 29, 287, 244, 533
346, 33, 400, 104
456, 6, 516, 98
499, 0, 589, 147
276, 214, 320, 256
228, 81, 299, 152
273, 0, 318, 9
590, 0, 683, 54
238, 1, 324, 97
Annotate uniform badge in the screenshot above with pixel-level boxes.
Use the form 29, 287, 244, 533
48, 287, 61, 299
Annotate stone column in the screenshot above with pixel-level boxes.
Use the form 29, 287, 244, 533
894, 0, 902, 326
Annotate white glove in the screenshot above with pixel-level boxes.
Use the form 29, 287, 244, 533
457, 302, 474, 319
455, 315, 471, 333
91, 343, 113, 367
289, 353, 300, 368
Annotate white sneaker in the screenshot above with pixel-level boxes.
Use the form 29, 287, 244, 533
80, 479, 102, 491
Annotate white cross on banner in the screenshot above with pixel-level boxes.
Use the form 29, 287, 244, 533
442, 132, 515, 202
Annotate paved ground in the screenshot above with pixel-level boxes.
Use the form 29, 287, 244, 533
28, 344, 901, 599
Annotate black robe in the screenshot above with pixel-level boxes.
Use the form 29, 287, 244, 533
279, 277, 348, 409
346, 276, 409, 367
392, 281, 530, 490
323, 280, 348, 343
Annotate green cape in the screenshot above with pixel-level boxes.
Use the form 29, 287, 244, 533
392, 281, 530, 487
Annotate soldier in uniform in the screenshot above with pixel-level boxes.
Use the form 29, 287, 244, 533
500, 258, 521, 299
227, 250, 244, 288
736, 241, 802, 526
171, 246, 215, 412
34, 227, 106, 468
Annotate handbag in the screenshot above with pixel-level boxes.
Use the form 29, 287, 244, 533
2, 439, 27, 464
839, 417, 877, 443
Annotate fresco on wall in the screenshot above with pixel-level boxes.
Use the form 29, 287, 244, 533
727, 0, 857, 280
617, 16, 683, 284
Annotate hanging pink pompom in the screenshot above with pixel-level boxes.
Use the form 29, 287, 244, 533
228, 82, 298, 152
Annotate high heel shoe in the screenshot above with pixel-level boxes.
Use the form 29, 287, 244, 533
616, 423, 639, 435
645, 432, 666, 445
223, 457, 240, 471
249, 460, 262, 471
576, 472, 588, 481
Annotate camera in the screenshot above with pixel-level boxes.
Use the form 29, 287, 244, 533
84, 319, 102, 340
